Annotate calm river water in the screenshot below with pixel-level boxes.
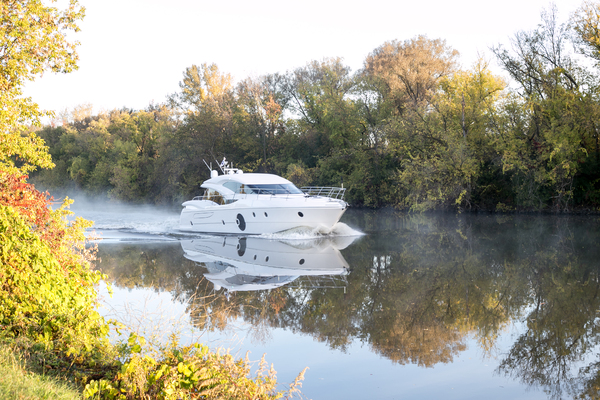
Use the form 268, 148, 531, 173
73, 201, 600, 400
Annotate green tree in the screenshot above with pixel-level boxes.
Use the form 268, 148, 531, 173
396, 60, 505, 211
285, 58, 360, 166
0, 0, 84, 173
236, 75, 287, 171
493, 6, 595, 210
363, 36, 460, 208
361, 36, 505, 210
165, 63, 238, 199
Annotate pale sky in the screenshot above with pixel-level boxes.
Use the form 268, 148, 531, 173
24, 0, 582, 116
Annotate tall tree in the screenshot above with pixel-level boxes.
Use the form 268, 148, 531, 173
391, 60, 506, 211
0, 0, 84, 173
166, 63, 237, 199
236, 75, 286, 170
364, 36, 458, 116
285, 58, 359, 164
362, 36, 459, 167
362, 36, 470, 210
493, 6, 593, 210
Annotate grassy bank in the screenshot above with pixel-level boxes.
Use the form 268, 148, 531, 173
0, 341, 81, 400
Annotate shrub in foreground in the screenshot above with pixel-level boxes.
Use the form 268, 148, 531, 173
0, 172, 113, 372
85, 333, 306, 399
0, 171, 304, 399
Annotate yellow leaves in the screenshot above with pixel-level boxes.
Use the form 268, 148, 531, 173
572, 1, 600, 60
0, 129, 54, 173
177, 63, 233, 113
455, 189, 467, 206
436, 59, 506, 139
0, 0, 83, 172
365, 36, 459, 107
1, 0, 83, 84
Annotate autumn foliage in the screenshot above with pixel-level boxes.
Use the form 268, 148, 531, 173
0, 171, 94, 267
0, 170, 110, 365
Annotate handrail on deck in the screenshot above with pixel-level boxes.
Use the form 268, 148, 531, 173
189, 186, 346, 203
301, 186, 346, 200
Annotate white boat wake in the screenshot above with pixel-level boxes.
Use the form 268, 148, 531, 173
259, 222, 364, 240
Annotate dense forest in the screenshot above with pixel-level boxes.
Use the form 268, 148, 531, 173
29, 3, 600, 212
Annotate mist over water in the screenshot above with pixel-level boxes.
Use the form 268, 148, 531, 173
68, 198, 176, 236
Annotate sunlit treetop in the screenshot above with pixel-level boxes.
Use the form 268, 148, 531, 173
571, 1, 600, 67
171, 63, 234, 115
0, 0, 85, 173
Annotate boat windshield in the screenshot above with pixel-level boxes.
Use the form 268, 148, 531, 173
221, 181, 303, 195
245, 184, 303, 195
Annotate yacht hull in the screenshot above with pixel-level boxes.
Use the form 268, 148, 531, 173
179, 197, 347, 235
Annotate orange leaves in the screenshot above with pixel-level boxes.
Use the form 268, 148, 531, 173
0, 172, 50, 227
0, 170, 95, 273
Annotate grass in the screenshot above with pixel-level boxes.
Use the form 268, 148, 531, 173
0, 342, 82, 400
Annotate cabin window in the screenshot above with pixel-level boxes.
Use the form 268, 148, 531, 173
223, 181, 251, 194
245, 184, 303, 195
204, 188, 225, 205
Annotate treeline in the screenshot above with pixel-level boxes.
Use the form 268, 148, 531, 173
31, 3, 600, 211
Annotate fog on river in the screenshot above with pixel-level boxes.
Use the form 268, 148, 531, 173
71, 200, 600, 400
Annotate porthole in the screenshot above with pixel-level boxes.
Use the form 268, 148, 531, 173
264, 212, 268, 217
236, 213, 246, 231
253, 255, 257, 260
265, 256, 269, 262
222, 220, 225, 225
252, 212, 256, 217
299, 259, 305, 265
298, 212, 304, 217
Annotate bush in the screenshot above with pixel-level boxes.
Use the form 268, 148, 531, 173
0, 173, 111, 365
84, 333, 306, 400
0, 171, 304, 398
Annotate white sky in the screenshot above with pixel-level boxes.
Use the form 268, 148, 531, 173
24, 0, 582, 116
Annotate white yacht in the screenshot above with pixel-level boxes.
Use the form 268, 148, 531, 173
179, 162, 348, 235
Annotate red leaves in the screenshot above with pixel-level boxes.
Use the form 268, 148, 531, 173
0, 170, 94, 273
0, 171, 62, 243
0, 172, 50, 225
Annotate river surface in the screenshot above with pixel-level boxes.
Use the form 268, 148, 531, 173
71, 199, 600, 400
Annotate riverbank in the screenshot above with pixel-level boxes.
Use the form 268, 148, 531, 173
0, 340, 81, 400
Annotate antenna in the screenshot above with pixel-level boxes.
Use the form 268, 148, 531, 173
217, 157, 227, 174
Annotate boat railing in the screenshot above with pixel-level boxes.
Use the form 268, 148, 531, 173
301, 186, 346, 200
191, 187, 346, 202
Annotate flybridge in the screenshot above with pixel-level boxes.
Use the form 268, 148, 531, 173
203, 158, 346, 200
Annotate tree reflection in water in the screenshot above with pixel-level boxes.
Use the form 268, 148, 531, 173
95, 210, 600, 399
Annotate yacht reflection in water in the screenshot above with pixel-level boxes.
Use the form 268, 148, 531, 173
180, 235, 357, 292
